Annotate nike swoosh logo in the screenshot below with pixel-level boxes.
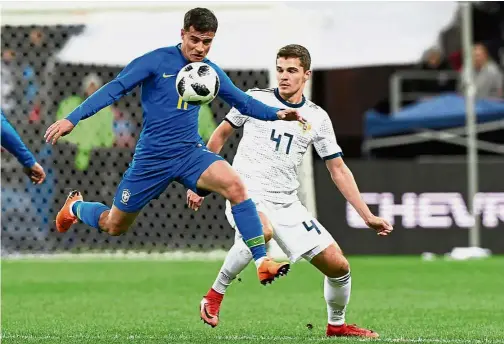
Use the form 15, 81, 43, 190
163, 73, 175, 78
203, 304, 214, 319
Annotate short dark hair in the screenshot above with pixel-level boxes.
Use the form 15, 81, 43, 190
277, 44, 311, 71
184, 8, 218, 33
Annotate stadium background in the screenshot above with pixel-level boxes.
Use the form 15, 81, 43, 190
2, 3, 504, 344
1, 2, 503, 255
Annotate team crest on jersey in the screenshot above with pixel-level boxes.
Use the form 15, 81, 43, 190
299, 122, 312, 133
121, 189, 131, 204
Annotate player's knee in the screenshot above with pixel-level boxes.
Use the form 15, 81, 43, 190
337, 255, 350, 275
326, 254, 349, 278
325, 251, 350, 278
225, 179, 247, 204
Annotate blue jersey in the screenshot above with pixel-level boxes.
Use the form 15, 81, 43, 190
1, 110, 36, 168
65, 44, 281, 167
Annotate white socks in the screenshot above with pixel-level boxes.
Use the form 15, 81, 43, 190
324, 272, 352, 326
213, 240, 352, 327
254, 256, 266, 268
212, 239, 253, 294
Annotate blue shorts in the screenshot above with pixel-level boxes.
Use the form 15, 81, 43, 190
113, 145, 224, 213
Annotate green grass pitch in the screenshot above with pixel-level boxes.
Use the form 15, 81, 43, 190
2, 256, 504, 344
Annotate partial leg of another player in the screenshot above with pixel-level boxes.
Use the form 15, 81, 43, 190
55, 191, 140, 236
196, 160, 289, 285
200, 211, 273, 327
309, 243, 378, 338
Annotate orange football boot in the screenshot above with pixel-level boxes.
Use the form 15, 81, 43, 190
55, 190, 83, 233
257, 258, 290, 285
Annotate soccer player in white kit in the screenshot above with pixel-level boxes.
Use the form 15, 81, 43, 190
187, 44, 393, 338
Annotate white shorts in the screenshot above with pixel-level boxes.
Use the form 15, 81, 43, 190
225, 199, 335, 263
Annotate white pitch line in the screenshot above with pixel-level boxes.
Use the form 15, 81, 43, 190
1, 250, 295, 262
1, 334, 503, 343
0, 251, 229, 262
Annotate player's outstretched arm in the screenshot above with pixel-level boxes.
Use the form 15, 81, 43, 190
206, 120, 235, 154
1, 113, 46, 184
209, 63, 305, 123
326, 157, 393, 236
45, 51, 162, 144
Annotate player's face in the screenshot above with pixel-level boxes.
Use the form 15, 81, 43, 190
180, 26, 215, 62
276, 57, 311, 98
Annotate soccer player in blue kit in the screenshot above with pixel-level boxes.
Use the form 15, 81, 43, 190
44, 8, 304, 284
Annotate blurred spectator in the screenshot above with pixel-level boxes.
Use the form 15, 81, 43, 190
1, 49, 17, 111
441, 2, 504, 70
56, 73, 115, 171
112, 108, 137, 149
29, 28, 44, 47
471, 43, 503, 99
404, 47, 457, 96
23, 29, 45, 100
24, 29, 46, 122
471, 2, 503, 61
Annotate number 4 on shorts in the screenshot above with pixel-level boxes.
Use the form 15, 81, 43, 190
302, 220, 321, 234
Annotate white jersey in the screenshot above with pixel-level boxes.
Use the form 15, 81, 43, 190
225, 88, 342, 204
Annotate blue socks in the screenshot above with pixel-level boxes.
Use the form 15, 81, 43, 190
71, 199, 267, 261
72, 201, 109, 230
231, 199, 267, 262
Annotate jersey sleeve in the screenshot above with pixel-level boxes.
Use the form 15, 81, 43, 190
208, 62, 280, 121
223, 90, 254, 128
313, 112, 343, 160
1, 112, 36, 168
65, 50, 163, 126
224, 107, 249, 128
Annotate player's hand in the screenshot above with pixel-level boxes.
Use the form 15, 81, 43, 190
277, 109, 306, 124
365, 215, 393, 236
23, 162, 46, 185
44, 119, 74, 145
187, 189, 204, 211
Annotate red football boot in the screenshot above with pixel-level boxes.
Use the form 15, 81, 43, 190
200, 289, 224, 328
326, 323, 379, 338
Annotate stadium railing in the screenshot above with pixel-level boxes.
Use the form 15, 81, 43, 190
389, 70, 461, 114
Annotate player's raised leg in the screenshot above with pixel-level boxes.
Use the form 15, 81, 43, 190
196, 160, 289, 284
56, 190, 140, 236
309, 243, 378, 338
56, 159, 173, 235
200, 211, 274, 327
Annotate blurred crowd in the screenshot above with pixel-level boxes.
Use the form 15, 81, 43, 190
1, 25, 219, 172
1, 26, 139, 170
0, 24, 240, 252
0, 26, 143, 244
1, 3, 502, 148
428, 3, 503, 94
376, 2, 504, 114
